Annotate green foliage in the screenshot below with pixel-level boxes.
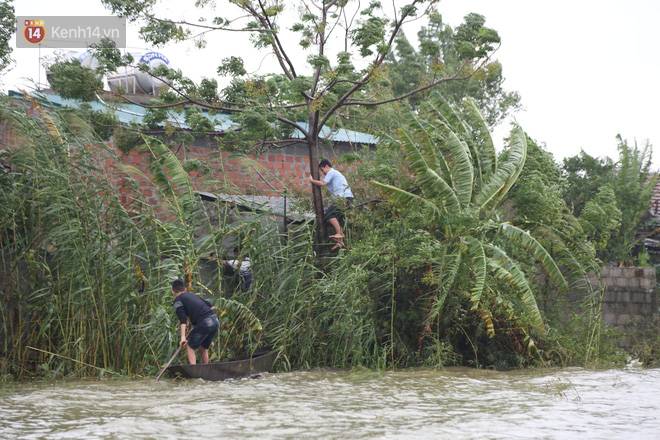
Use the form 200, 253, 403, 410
113, 124, 143, 153
562, 150, 614, 215
101, 0, 156, 17
627, 315, 660, 367
1, 105, 167, 377
184, 107, 216, 136
73, 103, 119, 141
579, 185, 621, 253
0, 0, 14, 73
352, 16, 388, 57
47, 60, 104, 101
454, 13, 500, 59
607, 136, 656, 264
541, 308, 625, 368
90, 38, 134, 74
385, 11, 520, 125
0, 94, 637, 376
562, 136, 656, 264
217, 56, 247, 77
0, 102, 255, 378
140, 18, 189, 45
372, 96, 573, 355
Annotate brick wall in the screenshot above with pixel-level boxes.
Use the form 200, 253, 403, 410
1, 109, 368, 217
600, 266, 658, 327
101, 138, 368, 216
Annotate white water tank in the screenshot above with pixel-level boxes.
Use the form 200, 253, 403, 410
107, 51, 170, 95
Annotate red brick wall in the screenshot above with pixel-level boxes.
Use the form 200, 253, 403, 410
99, 139, 369, 218
1, 110, 367, 216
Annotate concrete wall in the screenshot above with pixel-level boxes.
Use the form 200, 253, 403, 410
600, 266, 658, 328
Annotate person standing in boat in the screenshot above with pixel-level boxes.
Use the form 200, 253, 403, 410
308, 159, 354, 250
171, 279, 219, 365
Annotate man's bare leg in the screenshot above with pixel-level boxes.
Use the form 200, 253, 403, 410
200, 348, 210, 364
186, 346, 196, 365
328, 218, 343, 238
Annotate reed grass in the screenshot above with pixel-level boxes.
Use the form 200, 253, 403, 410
0, 97, 619, 378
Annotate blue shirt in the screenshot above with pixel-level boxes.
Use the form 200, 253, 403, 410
323, 168, 353, 198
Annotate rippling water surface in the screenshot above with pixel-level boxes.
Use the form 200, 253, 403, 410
1, 367, 659, 439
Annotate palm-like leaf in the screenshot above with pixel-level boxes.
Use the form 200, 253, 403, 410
425, 97, 483, 188
426, 249, 462, 324
373, 100, 572, 345
466, 237, 486, 309
485, 245, 544, 331
498, 223, 568, 289
462, 97, 497, 179
399, 131, 461, 210
531, 224, 597, 292
371, 181, 446, 221
475, 126, 527, 210
420, 116, 475, 208
410, 114, 453, 184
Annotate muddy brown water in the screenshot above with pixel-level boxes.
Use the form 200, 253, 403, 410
1, 367, 658, 439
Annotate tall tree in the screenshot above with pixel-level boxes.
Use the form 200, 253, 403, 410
562, 136, 656, 264
49, 0, 498, 245
0, 0, 14, 75
562, 150, 615, 215
607, 136, 655, 264
385, 12, 520, 125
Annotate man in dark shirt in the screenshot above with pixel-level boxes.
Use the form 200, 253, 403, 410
171, 279, 219, 365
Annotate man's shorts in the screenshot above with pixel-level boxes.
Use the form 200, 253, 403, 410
323, 197, 353, 224
188, 315, 219, 349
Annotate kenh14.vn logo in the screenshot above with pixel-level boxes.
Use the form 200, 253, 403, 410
24, 19, 46, 44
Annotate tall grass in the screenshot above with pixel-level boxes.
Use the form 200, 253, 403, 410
0, 97, 621, 379
0, 101, 230, 378
0, 100, 389, 378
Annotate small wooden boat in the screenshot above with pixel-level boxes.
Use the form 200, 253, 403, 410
165, 350, 277, 381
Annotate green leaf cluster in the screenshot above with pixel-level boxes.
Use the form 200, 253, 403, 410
372, 95, 571, 342
0, 0, 14, 73
47, 60, 104, 102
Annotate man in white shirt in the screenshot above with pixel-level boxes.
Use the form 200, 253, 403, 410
223, 250, 252, 291
309, 159, 354, 249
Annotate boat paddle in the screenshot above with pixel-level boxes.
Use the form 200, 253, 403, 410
155, 344, 183, 382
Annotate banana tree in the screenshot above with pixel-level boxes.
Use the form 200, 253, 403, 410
373, 96, 568, 339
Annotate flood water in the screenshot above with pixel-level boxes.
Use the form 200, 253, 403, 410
1, 367, 659, 439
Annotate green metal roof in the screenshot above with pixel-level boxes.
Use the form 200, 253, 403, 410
290, 122, 379, 145
9, 90, 378, 144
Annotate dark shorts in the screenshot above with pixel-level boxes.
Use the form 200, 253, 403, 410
240, 271, 253, 291
323, 197, 353, 224
188, 315, 219, 349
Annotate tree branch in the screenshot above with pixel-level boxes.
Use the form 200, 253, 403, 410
346, 48, 498, 107
318, 0, 423, 128
118, 68, 307, 112
343, 68, 470, 107
255, 0, 298, 79
144, 14, 270, 33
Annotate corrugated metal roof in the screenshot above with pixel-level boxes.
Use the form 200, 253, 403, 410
196, 191, 313, 222
291, 122, 379, 145
10, 90, 377, 144
23, 90, 235, 132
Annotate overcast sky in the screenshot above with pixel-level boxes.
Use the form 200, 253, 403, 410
5, 0, 660, 168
